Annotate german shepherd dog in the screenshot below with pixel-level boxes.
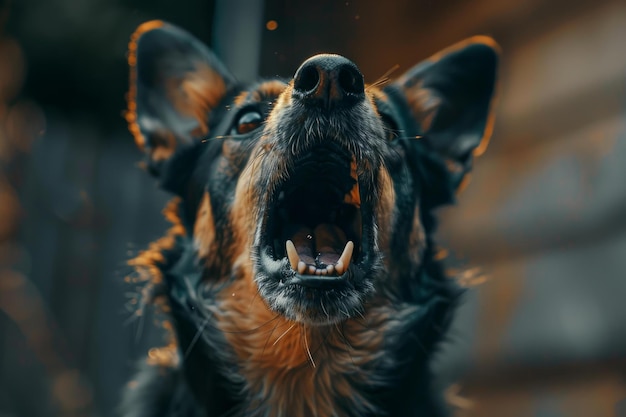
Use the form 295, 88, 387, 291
121, 20, 498, 417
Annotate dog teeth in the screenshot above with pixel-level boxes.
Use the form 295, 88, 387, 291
334, 241, 354, 275
286, 240, 354, 277
286, 240, 300, 270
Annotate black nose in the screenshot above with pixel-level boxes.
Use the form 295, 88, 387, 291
292, 54, 365, 109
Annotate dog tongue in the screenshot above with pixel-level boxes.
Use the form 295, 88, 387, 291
313, 223, 345, 265
286, 223, 349, 275
289, 223, 345, 264
290, 226, 315, 265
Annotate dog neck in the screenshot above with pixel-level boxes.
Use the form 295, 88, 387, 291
207, 259, 417, 417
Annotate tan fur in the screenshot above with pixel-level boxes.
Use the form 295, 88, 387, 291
258, 80, 288, 98
216, 267, 407, 417
176, 64, 226, 138
409, 205, 427, 266
193, 192, 216, 261
343, 159, 361, 207
126, 20, 226, 164
226, 83, 292, 257
402, 83, 441, 133
149, 131, 177, 162
264, 83, 294, 132
229, 154, 260, 255
366, 86, 388, 106
129, 198, 186, 286
126, 20, 165, 151
234, 90, 250, 107
128, 199, 186, 327
146, 342, 179, 368
235, 80, 287, 107
376, 167, 396, 261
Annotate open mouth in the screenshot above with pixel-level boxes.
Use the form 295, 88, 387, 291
259, 142, 373, 288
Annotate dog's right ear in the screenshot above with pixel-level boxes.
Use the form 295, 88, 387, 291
126, 21, 235, 178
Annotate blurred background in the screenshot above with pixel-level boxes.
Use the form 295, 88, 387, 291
1, 0, 625, 416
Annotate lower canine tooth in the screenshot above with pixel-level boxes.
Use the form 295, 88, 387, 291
334, 241, 354, 275
285, 240, 300, 270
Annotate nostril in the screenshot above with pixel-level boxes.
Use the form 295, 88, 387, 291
294, 64, 320, 94
338, 64, 364, 95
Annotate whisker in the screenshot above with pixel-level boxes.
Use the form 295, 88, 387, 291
366, 64, 400, 90
397, 135, 423, 141
349, 309, 374, 331
355, 306, 366, 321
320, 299, 329, 320
302, 325, 316, 368
134, 310, 145, 343
123, 311, 140, 327
337, 322, 356, 367
262, 318, 283, 357
184, 317, 210, 358
247, 287, 263, 314
245, 148, 268, 206
188, 293, 281, 336
220, 314, 281, 335
272, 322, 296, 346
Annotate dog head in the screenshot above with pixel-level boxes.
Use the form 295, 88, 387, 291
127, 21, 498, 327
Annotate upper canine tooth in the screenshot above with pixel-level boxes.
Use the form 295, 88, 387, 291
286, 240, 300, 270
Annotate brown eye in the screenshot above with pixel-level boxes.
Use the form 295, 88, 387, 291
232, 111, 263, 135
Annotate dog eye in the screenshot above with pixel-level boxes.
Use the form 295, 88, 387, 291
232, 111, 263, 135
381, 114, 399, 141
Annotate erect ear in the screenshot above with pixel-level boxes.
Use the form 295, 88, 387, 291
386, 36, 499, 198
126, 21, 235, 178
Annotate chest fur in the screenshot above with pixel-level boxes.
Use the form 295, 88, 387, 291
209, 272, 416, 417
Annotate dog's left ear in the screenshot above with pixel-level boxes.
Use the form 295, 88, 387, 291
387, 36, 499, 199
126, 20, 236, 179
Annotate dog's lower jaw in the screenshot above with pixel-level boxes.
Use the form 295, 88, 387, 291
253, 256, 379, 326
